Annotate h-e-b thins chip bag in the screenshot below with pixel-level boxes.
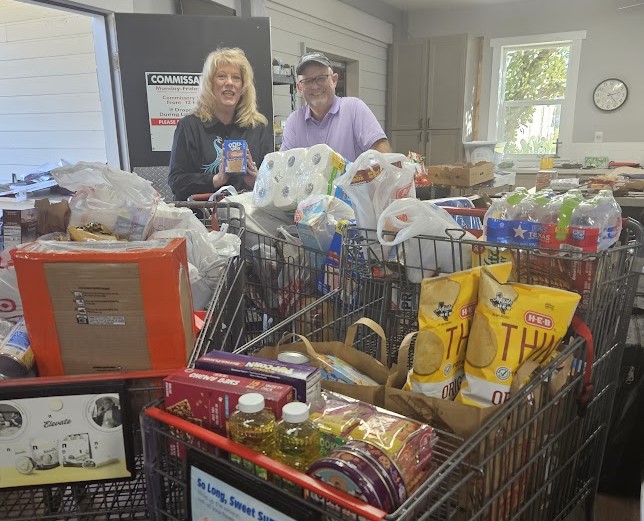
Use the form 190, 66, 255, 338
405, 264, 513, 400
456, 265, 580, 408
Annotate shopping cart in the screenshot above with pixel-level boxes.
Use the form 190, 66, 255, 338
330, 211, 644, 520
144, 207, 643, 520
141, 296, 599, 521
0, 371, 167, 521
190, 203, 392, 361
0, 200, 247, 521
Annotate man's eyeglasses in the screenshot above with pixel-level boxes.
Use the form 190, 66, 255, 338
298, 74, 330, 87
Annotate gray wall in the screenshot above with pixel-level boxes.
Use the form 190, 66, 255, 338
407, 0, 644, 144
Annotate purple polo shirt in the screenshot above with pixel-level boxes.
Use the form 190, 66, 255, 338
280, 96, 387, 162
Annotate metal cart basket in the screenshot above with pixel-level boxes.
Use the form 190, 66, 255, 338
191, 203, 391, 361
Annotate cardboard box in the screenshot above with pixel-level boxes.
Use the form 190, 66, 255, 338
11, 238, 194, 376
195, 350, 321, 405
2, 208, 38, 252
427, 161, 494, 187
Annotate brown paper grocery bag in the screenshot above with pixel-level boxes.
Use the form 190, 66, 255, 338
255, 317, 389, 406
385, 332, 498, 438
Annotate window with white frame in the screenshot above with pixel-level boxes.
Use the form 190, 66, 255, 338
488, 31, 586, 160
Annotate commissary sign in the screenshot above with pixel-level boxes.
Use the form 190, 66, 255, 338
145, 72, 201, 151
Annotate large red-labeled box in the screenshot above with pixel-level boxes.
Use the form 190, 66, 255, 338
11, 238, 194, 376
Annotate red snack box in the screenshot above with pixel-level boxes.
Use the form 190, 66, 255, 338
164, 368, 294, 457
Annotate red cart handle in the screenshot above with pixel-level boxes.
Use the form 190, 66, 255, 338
571, 315, 594, 417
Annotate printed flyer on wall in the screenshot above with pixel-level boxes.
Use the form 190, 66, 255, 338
188, 453, 318, 521
0, 381, 133, 489
145, 72, 201, 151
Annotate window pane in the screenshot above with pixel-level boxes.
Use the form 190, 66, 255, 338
503, 104, 561, 155
503, 46, 570, 102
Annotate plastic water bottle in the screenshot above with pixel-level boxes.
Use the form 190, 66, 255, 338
506, 190, 552, 247
274, 402, 320, 472
593, 189, 622, 250
483, 187, 529, 243
539, 189, 584, 250
566, 199, 602, 253
228, 393, 276, 478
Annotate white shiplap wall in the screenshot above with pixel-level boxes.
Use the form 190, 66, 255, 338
267, 0, 392, 128
0, 0, 105, 180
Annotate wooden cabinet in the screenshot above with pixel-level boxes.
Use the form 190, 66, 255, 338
390, 34, 469, 164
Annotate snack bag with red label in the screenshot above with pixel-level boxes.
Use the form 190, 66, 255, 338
408, 151, 430, 187
405, 264, 513, 400
456, 265, 580, 407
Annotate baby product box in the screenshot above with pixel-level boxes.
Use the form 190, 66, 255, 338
195, 350, 321, 405
223, 139, 248, 174
11, 238, 194, 376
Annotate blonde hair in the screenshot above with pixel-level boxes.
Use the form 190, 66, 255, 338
193, 47, 268, 128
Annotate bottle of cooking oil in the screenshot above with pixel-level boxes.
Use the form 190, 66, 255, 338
228, 393, 275, 479
274, 401, 320, 472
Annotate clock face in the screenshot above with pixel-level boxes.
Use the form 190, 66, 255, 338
593, 79, 628, 111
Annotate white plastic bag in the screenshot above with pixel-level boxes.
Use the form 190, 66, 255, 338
149, 202, 208, 234
334, 150, 415, 233
149, 227, 241, 310
53, 162, 160, 241
377, 198, 475, 283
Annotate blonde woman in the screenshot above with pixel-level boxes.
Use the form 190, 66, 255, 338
169, 47, 272, 200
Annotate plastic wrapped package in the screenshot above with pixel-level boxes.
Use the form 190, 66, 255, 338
273, 148, 306, 209
253, 152, 286, 207
294, 195, 355, 255
52, 162, 160, 241
295, 144, 348, 201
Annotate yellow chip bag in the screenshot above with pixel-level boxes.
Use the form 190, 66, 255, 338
405, 264, 513, 400
456, 265, 580, 408
471, 240, 514, 269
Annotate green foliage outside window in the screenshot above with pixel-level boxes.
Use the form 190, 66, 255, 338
502, 46, 569, 155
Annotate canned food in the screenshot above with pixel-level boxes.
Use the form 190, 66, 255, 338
0, 319, 33, 379
277, 351, 310, 365
336, 440, 408, 508
307, 450, 396, 513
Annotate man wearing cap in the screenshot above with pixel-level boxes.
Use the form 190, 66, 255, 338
280, 52, 391, 162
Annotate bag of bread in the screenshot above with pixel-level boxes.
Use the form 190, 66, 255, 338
456, 265, 580, 407
404, 264, 513, 400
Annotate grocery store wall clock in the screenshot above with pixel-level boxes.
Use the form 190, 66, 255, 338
593, 78, 628, 111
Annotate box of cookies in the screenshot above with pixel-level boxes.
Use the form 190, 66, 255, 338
164, 368, 294, 456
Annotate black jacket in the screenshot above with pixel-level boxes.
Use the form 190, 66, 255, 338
168, 114, 273, 200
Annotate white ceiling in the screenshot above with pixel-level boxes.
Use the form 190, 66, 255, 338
379, 0, 530, 9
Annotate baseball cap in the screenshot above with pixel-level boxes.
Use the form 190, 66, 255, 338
296, 52, 331, 75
